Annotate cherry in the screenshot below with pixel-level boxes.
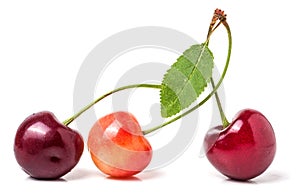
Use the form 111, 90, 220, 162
87, 111, 152, 178
14, 111, 84, 180
203, 109, 276, 181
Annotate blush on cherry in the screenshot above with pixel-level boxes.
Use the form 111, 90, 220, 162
14, 111, 84, 180
203, 109, 276, 181
88, 111, 152, 178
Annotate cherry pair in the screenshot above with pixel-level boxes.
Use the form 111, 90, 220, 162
14, 111, 151, 179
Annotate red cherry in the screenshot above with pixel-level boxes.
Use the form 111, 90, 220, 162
14, 111, 84, 180
87, 111, 152, 178
203, 109, 276, 181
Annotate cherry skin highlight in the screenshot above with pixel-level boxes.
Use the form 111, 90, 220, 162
203, 109, 276, 181
88, 111, 152, 178
14, 111, 84, 180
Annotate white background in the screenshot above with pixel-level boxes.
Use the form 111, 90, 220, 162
1, 0, 299, 194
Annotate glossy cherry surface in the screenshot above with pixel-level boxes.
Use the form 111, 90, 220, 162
88, 111, 152, 178
203, 109, 276, 181
14, 111, 84, 179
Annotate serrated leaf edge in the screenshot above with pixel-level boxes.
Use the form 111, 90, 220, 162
160, 43, 214, 118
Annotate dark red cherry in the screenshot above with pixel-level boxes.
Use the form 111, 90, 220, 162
203, 109, 276, 181
14, 111, 84, 180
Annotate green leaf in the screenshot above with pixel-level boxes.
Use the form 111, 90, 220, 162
160, 43, 214, 118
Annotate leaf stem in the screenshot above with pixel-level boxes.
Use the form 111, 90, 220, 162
63, 84, 161, 126
143, 17, 232, 135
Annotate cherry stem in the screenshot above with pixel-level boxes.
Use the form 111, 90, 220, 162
206, 9, 230, 128
63, 9, 232, 134
143, 13, 232, 135
63, 84, 161, 126
210, 78, 230, 127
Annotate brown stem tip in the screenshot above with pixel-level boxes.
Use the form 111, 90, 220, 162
207, 9, 227, 40
214, 9, 227, 21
